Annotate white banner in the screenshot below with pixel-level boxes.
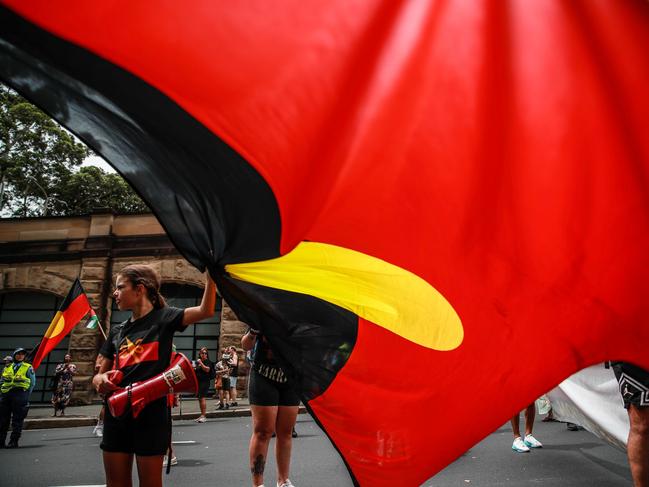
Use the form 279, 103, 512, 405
546, 364, 629, 451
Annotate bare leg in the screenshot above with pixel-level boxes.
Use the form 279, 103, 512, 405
275, 406, 299, 485
511, 413, 521, 439
135, 455, 164, 487
627, 405, 649, 486
103, 451, 134, 487
524, 403, 535, 436
199, 398, 206, 416
250, 405, 278, 487
230, 386, 238, 403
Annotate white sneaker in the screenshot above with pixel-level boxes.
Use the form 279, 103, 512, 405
524, 434, 543, 448
195, 415, 206, 423
162, 456, 178, 467
278, 480, 296, 487
512, 437, 530, 453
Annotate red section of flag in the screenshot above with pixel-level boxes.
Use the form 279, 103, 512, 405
32, 283, 91, 370
117, 340, 159, 369
4, 2, 649, 485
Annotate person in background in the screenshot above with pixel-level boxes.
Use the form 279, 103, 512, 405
227, 346, 239, 407
194, 347, 213, 423
511, 404, 543, 453
51, 353, 77, 417
92, 357, 104, 437
612, 361, 649, 486
163, 392, 180, 468
242, 328, 299, 487
215, 355, 231, 410
0, 356, 12, 387
93, 407, 105, 438
164, 344, 181, 467
0, 347, 36, 448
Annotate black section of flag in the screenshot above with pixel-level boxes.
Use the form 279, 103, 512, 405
60, 278, 84, 310
0, 6, 281, 269
217, 275, 358, 402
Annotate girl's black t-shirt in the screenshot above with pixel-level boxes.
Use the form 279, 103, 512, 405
99, 306, 185, 386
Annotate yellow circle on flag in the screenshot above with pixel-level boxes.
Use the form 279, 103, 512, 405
226, 241, 464, 351
47, 313, 66, 339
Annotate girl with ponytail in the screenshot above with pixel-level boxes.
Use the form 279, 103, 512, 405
115, 264, 167, 309
92, 264, 216, 487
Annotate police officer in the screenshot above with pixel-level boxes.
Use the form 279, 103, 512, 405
0, 347, 36, 448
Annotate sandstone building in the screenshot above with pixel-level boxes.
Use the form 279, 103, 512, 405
0, 211, 249, 404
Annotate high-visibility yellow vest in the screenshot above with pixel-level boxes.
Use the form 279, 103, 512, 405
1, 362, 32, 393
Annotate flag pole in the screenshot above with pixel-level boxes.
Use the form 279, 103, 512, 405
96, 320, 107, 340
84, 308, 107, 340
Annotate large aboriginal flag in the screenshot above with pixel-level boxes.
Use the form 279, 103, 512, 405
30, 279, 92, 370
2, 2, 649, 485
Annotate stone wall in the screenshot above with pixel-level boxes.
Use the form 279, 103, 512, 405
0, 261, 81, 296
71, 257, 112, 403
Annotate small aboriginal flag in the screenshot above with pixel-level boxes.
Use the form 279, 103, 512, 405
30, 279, 91, 370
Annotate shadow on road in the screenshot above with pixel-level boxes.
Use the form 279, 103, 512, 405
580, 449, 631, 480
542, 442, 603, 451
174, 459, 213, 467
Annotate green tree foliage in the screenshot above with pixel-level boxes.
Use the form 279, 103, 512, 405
49, 165, 148, 215
1, 84, 88, 216
1, 84, 147, 216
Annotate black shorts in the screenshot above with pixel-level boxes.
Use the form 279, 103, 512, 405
197, 380, 210, 398
249, 369, 300, 407
101, 397, 169, 456
219, 377, 230, 391
612, 361, 649, 409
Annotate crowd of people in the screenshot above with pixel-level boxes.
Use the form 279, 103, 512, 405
194, 345, 240, 422
0, 263, 645, 487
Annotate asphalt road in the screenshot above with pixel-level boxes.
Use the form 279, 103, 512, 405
1, 415, 631, 486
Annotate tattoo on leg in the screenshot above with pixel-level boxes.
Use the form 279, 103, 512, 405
252, 454, 265, 475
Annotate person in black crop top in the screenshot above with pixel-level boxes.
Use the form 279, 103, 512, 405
242, 328, 300, 487
92, 264, 216, 487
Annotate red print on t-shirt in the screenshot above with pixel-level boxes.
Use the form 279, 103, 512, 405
118, 337, 159, 368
